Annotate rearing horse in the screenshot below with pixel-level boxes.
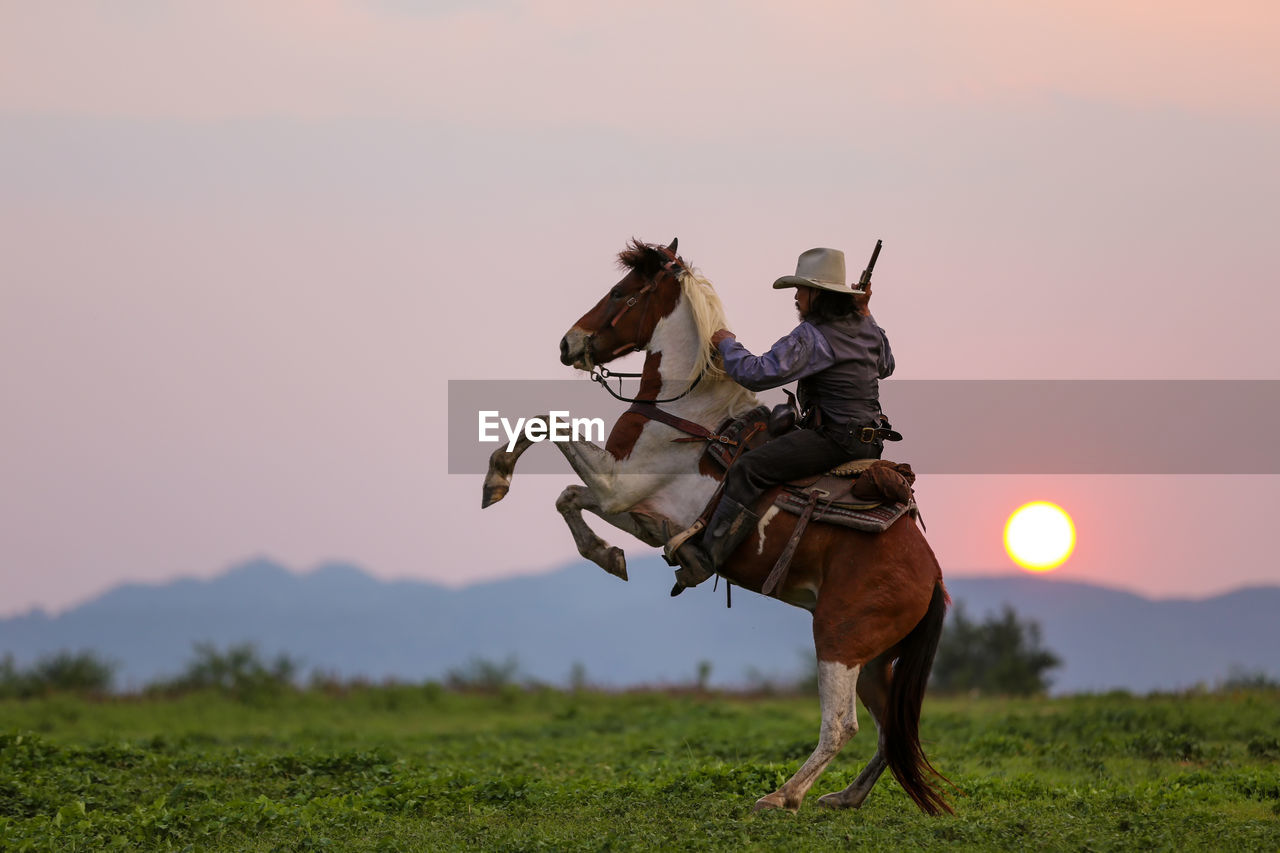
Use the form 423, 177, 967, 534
482, 239, 952, 815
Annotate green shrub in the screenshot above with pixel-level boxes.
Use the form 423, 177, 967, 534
149, 642, 299, 701
444, 655, 520, 691
0, 651, 114, 698
931, 602, 1061, 696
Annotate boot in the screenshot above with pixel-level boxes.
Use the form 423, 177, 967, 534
704, 496, 760, 566
669, 496, 760, 596
668, 530, 715, 595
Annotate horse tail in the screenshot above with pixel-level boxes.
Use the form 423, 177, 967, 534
882, 579, 955, 816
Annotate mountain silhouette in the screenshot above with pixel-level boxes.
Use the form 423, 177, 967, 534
2, 557, 1276, 693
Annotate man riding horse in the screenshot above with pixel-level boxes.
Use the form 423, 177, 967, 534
669, 246, 899, 595
484, 238, 950, 814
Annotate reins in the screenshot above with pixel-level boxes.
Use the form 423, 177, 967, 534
588, 364, 705, 405
588, 357, 729, 444
587, 339, 739, 447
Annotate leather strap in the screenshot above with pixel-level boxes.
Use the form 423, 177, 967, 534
661, 422, 762, 569
627, 402, 735, 444
606, 280, 655, 329
762, 488, 829, 596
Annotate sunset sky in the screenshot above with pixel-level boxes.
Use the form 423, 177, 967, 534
3, 1, 1278, 616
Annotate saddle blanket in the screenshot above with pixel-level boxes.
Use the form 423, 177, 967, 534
773, 491, 915, 534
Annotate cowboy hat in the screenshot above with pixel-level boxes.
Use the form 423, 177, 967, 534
772, 247, 863, 295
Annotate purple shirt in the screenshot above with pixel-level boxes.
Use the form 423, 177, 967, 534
716, 315, 894, 426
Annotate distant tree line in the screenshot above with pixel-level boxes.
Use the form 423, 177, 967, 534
146, 642, 300, 701
930, 602, 1062, 696
0, 651, 114, 698
4, 616, 1278, 700
0, 645, 724, 701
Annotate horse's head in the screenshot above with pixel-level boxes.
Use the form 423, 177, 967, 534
560, 238, 686, 370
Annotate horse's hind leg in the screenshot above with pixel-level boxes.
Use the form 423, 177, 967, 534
753, 658, 860, 813
818, 654, 891, 810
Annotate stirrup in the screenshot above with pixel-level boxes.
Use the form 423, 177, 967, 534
670, 564, 714, 597
663, 519, 704, 564
667, 533, 716, 597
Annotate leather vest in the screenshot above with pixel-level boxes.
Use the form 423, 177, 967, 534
797, 314, 891, 428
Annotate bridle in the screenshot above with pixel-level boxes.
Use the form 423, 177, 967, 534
582, 245, 707, 406
586, 276, 657, 363
579, 242, 738, 446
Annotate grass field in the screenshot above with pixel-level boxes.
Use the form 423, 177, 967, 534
2, 686, 1279, 851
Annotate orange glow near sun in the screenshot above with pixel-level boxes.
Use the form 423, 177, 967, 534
1004, 501, 1076, 572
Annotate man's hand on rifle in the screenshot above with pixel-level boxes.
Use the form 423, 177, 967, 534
854, 239, 881, 316
853, 283, 872, 317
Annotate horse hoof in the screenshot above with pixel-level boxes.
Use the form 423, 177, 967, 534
816, 792, 851, 810
481, 484, 507, 508
604, 547, 628, 581
752, 793, 794, 813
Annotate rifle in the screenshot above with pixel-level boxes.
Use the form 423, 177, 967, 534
854, 239, 882, 294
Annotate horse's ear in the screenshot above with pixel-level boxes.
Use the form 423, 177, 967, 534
667, 237, 678, 255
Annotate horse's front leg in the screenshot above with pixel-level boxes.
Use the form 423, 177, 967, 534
556, 484, 675, 581
556, 485, 628, 580
481, 417, 547, 508
530, 419, 677, 519
483, 414, 653, 510
485, 414, 678, 577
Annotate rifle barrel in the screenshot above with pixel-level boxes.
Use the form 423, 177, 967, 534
859, 239, 882, 285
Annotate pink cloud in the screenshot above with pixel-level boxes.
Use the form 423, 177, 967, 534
1, 2, 1276, 124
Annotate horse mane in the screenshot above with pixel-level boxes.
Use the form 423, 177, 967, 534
618, 239, 758, 413
616, 239, 661, 275
677, 268, 730, 380
680, 268, 760, 414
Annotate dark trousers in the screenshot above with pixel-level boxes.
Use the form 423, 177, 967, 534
723, 424, 882, 510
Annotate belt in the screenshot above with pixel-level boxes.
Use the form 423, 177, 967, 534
854, 424, 903, 443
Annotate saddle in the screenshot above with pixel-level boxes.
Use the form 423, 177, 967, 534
756, 460, 919, 596
777, 459, 917, 533
699, 410, 917, 530
695, 410, 920, 597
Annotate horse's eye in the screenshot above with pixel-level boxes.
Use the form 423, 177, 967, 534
610, 288, 622, 300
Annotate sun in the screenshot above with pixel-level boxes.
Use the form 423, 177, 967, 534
1004, 501, 1076, 572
